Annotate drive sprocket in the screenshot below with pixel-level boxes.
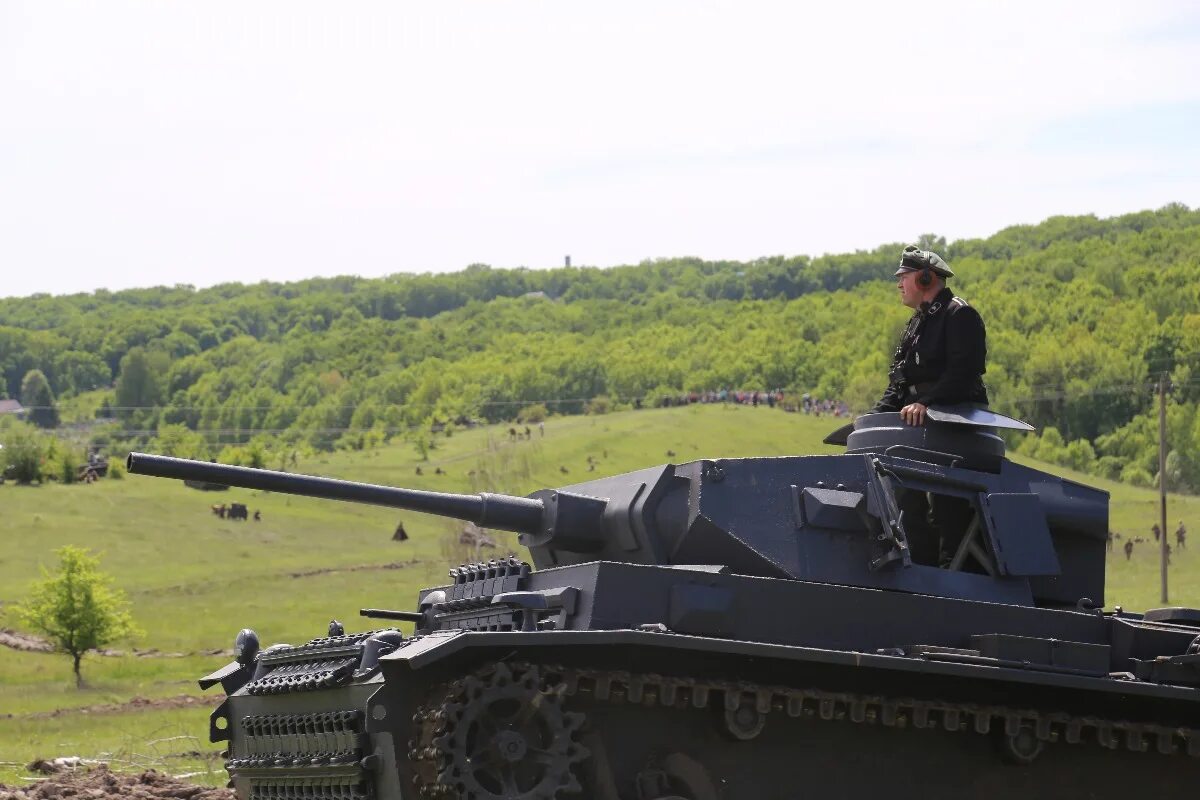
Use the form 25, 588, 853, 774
422, 662, 589, 799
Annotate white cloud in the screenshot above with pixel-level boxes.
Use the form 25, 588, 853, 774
1, 0, 1198, 296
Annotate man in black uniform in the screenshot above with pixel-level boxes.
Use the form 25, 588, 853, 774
873, 245, 988, 568
874, 245, 988, 426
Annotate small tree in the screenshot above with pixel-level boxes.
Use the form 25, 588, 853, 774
114, 346, 167, 421
20, 369, 59, 429
17, 546, 140, 687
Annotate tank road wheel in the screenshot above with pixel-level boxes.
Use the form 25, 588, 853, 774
996, 723, 1045, 765
430, 663, 589, 799
719, 695, 766, 741
635, 753, 719, 800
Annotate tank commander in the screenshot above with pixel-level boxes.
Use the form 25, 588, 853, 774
873, 245, 988, 426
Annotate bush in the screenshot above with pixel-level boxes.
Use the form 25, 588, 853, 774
584, 395, 611, 415
1033, 427, 1067, 464
517, 404, 548, 424
149, 423, 209, 460
1094, 456, 1123, 481
1063, 439, 1096, 473
1014, 431, 1041, 457
244, 441, 268, 469
106, 456, 125, 479
1120, 464, 1154, 488
1, 423, 47, 483
1164, 450, 1189, 493
57, 449, 80, 484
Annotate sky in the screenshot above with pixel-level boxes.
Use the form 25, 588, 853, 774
2, 0, 1199, 299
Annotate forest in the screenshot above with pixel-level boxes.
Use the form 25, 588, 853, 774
1, 203, 1199, 492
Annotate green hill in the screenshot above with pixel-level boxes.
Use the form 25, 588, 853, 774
2, 204, 1200, 495
2, 405, 1198, 784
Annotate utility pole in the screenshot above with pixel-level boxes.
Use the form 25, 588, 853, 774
1158, 373, 1169, 604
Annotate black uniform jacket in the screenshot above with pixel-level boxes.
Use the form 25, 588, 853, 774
873, 287, 988, 412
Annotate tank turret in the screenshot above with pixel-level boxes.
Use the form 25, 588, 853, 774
128, 408, 1104, 609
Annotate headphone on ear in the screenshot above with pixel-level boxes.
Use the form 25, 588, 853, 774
901, 245, 953, 289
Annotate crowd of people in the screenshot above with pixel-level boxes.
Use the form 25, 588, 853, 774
799, 394, 852, 418
652, 389, 851, 417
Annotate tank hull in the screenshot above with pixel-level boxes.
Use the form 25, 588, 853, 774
210, 622, 1200, 800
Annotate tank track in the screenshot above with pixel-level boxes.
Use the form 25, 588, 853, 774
410, 662, 589, 799
410, 658, 1200, 798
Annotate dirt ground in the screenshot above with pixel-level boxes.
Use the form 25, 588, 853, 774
0, 763, 234, 800
0, 627, 232, 659
1, 694, 223, 722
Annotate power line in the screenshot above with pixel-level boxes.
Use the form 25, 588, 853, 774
10, 379, 1200, 446
20, 377, 1200, 415
18, 398, 624, 412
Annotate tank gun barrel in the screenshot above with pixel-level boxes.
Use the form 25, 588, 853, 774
126, 452, 546, 533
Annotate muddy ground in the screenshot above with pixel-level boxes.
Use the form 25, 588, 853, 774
0, 763, 234, 800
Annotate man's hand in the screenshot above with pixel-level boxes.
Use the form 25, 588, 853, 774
900, 402, 928, 426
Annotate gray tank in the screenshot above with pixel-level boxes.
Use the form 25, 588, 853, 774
127, 410, 1200, 800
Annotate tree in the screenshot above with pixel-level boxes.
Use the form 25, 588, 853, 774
20, 369, 59, 428
150, 423, 210, 460
53, 350, 111, 395
17, 546, 140, 687
114, 346, 165, 410
916, 233, 948, 253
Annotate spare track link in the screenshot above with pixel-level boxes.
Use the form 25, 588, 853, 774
411, 660, 1200, 798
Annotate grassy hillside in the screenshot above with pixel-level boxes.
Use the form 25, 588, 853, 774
2, 404, 1198, 784
4, 206, 1200, 497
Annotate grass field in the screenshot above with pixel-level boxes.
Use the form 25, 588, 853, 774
1, 404, 1197, 785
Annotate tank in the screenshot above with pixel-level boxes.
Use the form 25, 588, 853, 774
126, 410, 1200, 800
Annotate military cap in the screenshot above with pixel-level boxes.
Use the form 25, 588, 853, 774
894, 244, 954, 278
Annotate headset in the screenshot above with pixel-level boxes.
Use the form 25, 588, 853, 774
902, 245, 935, 287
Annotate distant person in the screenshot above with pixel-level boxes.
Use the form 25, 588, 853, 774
1177, 521, 1187, 549
873, 245, 988, 426
1124, 539, 1134, 560
1153, 523, 1161, 542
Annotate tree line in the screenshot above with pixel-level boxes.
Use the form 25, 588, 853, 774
2, 203, 1199, 492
